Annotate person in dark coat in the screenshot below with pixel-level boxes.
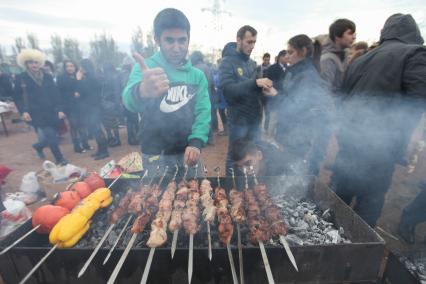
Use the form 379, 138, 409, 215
57, 60, 90, 153
276, 35, 334, 176
264, 50, 288, 137
14, 49, 68, 165
119, 57, 140, 145
100, 63, 121, 147
331, 14, 426, 227
77, 59, 109, 160
219, 26, 277, 175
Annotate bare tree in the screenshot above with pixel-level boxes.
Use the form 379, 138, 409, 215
50, 34, 64, 64
90, 33, 125, 67
27, 33, 40, 50
63, 38, 83, 62
12, 37, 26, 56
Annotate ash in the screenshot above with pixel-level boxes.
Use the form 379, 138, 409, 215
399, 254, 426, 283
271, 194, 351, 246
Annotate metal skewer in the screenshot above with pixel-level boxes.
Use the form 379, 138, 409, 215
227, 244, 239, 284
77, 173, 123, 277
171, 230, 179, 259
171, 165, 189, 259
188, 164, 197, 284
244, 167, 276, 283
258, 240, 275, 284
188, 233, 194, 284
0, 225, 40, 256
231, 167, 244, 284
107, 233, 137, 284
107, 168, 163, 284
102, 171, 148, 265
140, 166, 178, 284
279, 235, 298, 272
78, 222, 115, 277
103, 215, 133, 265
203, 165, 212, 261
250, 166, 298, 272
216, 167, 238, 283
207, 221, 212, 261
19, 244, 58, 284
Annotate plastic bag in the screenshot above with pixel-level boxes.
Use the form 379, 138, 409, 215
0, 199, 32, 239
42, 161, 86, 183
1, 199, 31, 222
19, 171, 40, 193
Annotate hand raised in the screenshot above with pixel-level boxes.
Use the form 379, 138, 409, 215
133, 52, 169, 98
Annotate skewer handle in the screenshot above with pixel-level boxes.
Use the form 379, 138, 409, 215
237, 224, 244, 284
140, 247, 155, 284
227, 244, 239, 284
279, 235, 299, 272
107, 233, 137, 284
258, 241, 275, 284
78, 223, 115, 278
207, 221, 212, 261
188, 234, 194, 284
103, 215, 133, 265
171, 229, 179, 259
108, 173, 123, 189
19, 244, 58, 284
0, 224, 40, 255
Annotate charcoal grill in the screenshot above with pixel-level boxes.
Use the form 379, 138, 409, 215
0, 176, 386, 283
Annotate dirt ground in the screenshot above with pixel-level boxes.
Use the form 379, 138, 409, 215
0, 113, 425, 256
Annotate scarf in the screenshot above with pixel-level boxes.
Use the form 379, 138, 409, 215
26, 69, 44, 86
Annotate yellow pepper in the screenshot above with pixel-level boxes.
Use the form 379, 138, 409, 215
58, 222, 91, 248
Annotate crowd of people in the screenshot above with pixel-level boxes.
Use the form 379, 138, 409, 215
0, 8, 425, 243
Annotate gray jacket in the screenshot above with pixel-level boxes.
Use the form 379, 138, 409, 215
320, 38, 346, 94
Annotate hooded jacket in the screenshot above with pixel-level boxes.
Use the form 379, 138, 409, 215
320, 37, 346, 94
343, 14, 426, 101
122, 51, 211, 155
219, 44, 262, 125
338, 14, 426, 161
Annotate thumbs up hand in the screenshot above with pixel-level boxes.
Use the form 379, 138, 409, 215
133, 52, 170, 98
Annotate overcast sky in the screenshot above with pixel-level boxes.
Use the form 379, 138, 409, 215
0, 0, 424, 62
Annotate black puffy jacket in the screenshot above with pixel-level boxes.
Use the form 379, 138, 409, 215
219, 46, 262, 125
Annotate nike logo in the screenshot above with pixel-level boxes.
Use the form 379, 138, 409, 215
159, 84, 197, 113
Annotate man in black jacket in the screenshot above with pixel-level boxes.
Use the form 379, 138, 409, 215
219, 25, 276, 175
331, 14, 426, 227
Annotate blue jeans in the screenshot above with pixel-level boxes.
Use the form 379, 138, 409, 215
33, 126, 64, 162
225, 122, 260, 176
142, 153, 203, 182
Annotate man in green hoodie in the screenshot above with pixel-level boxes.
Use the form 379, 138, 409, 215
122, 8, 211, 177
